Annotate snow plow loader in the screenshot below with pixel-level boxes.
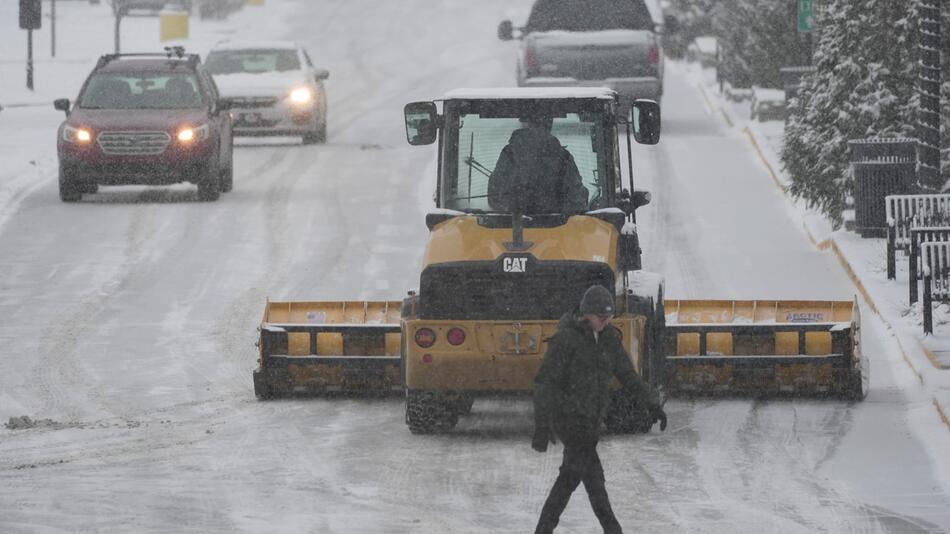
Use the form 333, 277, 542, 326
253, 88, 868, 433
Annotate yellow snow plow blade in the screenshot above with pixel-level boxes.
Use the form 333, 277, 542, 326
253, 300, 403, 397
662, 300, 867, 399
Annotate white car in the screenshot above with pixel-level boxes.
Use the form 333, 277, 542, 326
205, 40, 329, 144
686, 36, 718, 68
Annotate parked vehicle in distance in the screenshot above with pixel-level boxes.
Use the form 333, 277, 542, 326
53, 47, 234, 202
498, 0, 669, 107
750, 87, 786, 122
687, 36, 718, 68
204, 41, 329, 144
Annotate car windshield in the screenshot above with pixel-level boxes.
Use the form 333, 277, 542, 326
526, 0, 654, 32
204, 49, 301, 74
444, 105, 610, 213
78, 72, 204, 109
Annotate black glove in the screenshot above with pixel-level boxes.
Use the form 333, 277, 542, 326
531, 427, 555, 452
650, 405, 667, 432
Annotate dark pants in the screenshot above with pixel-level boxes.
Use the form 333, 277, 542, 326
535, 438, 622, 534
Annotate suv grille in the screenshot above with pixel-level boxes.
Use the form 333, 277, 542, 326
419, 260, 614, 320
230, 96, 279, 108
98, 131, 171, 155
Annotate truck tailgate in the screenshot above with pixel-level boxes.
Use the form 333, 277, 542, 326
528, 30, 657, 80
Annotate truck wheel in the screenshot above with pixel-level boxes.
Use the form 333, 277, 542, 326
197, 156, 221, 201
406, 390, 458, 434
605, 389, 653, 434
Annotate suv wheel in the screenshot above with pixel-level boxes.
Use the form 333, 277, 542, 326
197, 155, 221, 202
58, 165, 82, 202
219, 146, 234, 193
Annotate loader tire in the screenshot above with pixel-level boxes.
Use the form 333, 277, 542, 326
406, 391, 458, 434
605, 389, 654, 434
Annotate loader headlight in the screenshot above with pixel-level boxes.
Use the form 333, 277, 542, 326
414, 328, 436, 348
177, 123, 210, 143
288, 87, 313, 105
63, 125, 93, 144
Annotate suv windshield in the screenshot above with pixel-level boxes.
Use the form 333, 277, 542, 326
78, 72, 204, 109
204, 49, 301, 75
526, 0, 653, 32
444, 102, 611, 214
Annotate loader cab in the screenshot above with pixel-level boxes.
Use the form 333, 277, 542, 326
404, 88, 659, 223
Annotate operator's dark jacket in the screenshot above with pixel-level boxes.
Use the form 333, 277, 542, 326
534, 311, 660, 441
487, 127, 588, 214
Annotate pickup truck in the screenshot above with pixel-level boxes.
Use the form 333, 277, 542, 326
498, 0, 667, 106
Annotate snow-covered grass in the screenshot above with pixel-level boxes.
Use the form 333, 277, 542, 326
678, 57, 950, 460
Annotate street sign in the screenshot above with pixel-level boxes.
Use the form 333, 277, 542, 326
19, 0, 41, 30
798, 0, 814, 33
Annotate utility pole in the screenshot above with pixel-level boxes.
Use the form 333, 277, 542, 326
797, 0, 814, 65
27, 29, 34, 91
113, 1, 127, 54
51, 0, 56, 58
19, 0, 41, 91
917, 0, 941, 189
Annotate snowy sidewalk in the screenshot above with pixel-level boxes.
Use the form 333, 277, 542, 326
677, 60, 950, 431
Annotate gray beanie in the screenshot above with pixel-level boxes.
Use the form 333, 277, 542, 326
579, 285, 614, 315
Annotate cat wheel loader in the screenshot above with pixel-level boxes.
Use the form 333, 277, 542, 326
254, 87, 868, 434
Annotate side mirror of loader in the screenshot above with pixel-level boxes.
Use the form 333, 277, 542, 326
404, 101, 439, 146
630, 99, 661, 145
618, 189, 651, 215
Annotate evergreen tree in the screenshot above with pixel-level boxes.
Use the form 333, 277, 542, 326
942, 1, 948, 182
711, 0, 807, 89
781, 0, 918, 225
662, 0, 717, 58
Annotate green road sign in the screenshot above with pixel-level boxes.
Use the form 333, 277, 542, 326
798, 0, 814, 32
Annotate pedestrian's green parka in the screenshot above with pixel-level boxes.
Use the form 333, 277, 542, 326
534, 311, 660, 440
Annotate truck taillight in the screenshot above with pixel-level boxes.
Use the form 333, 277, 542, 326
415, 328, 436, 348
524, 46, 537, 75
649, 46, 659, 65
446, 327, 466, 346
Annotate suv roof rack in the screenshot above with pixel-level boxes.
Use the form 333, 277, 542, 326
95, 47, 201, 70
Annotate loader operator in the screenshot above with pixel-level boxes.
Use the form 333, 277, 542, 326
532, 285, 667, 534
487, 114, 589, 214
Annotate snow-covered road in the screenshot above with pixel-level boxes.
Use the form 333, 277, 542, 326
1, 1, 948, 532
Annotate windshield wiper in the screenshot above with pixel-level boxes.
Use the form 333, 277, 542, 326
463, 156, 492, 178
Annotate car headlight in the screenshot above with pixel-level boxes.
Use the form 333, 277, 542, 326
288, 87, 313, 105
177, 123, 210, 143
63, 125, 93, 144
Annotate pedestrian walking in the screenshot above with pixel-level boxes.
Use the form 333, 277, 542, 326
532, 284, 667, 534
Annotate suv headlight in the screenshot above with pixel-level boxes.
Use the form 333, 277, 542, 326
63, 125, 93, 144
177, 123, 210, 143
288, 86, 313, 105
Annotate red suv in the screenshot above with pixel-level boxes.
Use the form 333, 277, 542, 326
54, 48, 233, 202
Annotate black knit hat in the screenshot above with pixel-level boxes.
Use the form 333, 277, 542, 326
579, 285, 614, 315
